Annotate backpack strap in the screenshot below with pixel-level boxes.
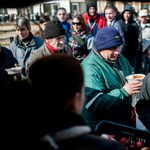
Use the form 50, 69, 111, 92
71, 33, 87, 50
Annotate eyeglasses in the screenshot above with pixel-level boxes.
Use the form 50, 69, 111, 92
72, 22, 81, 25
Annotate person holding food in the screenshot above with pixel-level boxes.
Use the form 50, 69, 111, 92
81, 27, 142, 132
0, 45, 18, 93
9, 17, 44, 77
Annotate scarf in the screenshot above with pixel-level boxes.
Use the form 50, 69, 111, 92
46, 42, 59, 54
85, 12, 97, 33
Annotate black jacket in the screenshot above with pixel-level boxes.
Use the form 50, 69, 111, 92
120, 5, 139, 58
0, 46, 17, 92
3, 110, 124, 150
136, 73, 150, 131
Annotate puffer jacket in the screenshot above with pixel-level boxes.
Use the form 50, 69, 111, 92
67, 31, 94, 62
81, 46, 133, 131
9, 33, 44, 77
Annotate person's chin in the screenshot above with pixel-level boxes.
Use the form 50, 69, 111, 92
90, 13, 95, 16
19, 36, 26, 40
58, 46, 64, 51
110, 57, 117, 61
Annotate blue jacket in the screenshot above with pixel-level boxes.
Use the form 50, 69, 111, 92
9, 34, 44, 77
61, 20, 71, 45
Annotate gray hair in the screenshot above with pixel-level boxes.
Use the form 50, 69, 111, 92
13, 17, 30, 29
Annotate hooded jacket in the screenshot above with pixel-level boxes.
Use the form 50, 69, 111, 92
83, 2, 106, 38
81, 46, 133, 131
120, 5, 139, 59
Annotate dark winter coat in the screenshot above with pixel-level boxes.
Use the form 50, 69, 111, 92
120, 5, 139, 59
136, 73, 150, 131
67, 31, 94, 62
0, 46, 17, 93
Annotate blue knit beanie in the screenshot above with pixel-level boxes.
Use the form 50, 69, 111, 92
94, 27, 123, 51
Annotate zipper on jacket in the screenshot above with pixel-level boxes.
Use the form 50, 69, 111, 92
113, 67, 125, 86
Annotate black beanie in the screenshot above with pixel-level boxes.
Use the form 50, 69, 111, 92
43, 20, 66, 39
87, 2, 96, 17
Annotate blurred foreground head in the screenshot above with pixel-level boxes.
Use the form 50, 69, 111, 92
1, 54, 84, 140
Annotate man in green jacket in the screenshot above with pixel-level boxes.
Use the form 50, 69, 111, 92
81, 27, 142, 132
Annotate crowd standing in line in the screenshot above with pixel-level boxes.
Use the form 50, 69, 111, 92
1, 1, 150, 148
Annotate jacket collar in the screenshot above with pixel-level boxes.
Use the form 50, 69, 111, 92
92, 45, 120, 66
14, 32, 35, 49
40, 125, 91, 149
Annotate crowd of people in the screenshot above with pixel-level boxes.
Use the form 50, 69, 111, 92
1, 1, 150, 149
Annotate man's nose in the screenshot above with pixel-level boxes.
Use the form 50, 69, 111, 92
115, 46, 120, 54
60, 38, 64, 43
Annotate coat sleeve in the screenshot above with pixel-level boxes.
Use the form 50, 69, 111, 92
85, 34, 94, 52
83, 65, 129, 114
136, 100, 150, 131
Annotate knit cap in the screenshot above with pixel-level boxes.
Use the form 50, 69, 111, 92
94, 27, 123, 51
139, 9, 148, 17
43, 20, 66, 39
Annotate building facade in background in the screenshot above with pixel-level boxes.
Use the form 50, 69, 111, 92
0, 1, 150, 20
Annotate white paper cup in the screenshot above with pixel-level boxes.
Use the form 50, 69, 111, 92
125, 74, 145, 83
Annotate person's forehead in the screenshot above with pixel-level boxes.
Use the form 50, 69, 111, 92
124, 10, 130, 13
57, 9, 67, 14
105, 8, 115, 13
52, 35, 64, 39
16, 25, 27, 29
89, 7, 95, 10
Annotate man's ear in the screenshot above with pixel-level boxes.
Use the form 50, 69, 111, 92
28, 26, 31, 31
72, 92, 81, 114
63, 92, 80, 114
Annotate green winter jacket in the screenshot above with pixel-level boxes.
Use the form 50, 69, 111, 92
81, 50, 133, 132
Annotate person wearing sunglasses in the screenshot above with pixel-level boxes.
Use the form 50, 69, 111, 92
83, 2, 106, 38
67, 14, 94, 62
